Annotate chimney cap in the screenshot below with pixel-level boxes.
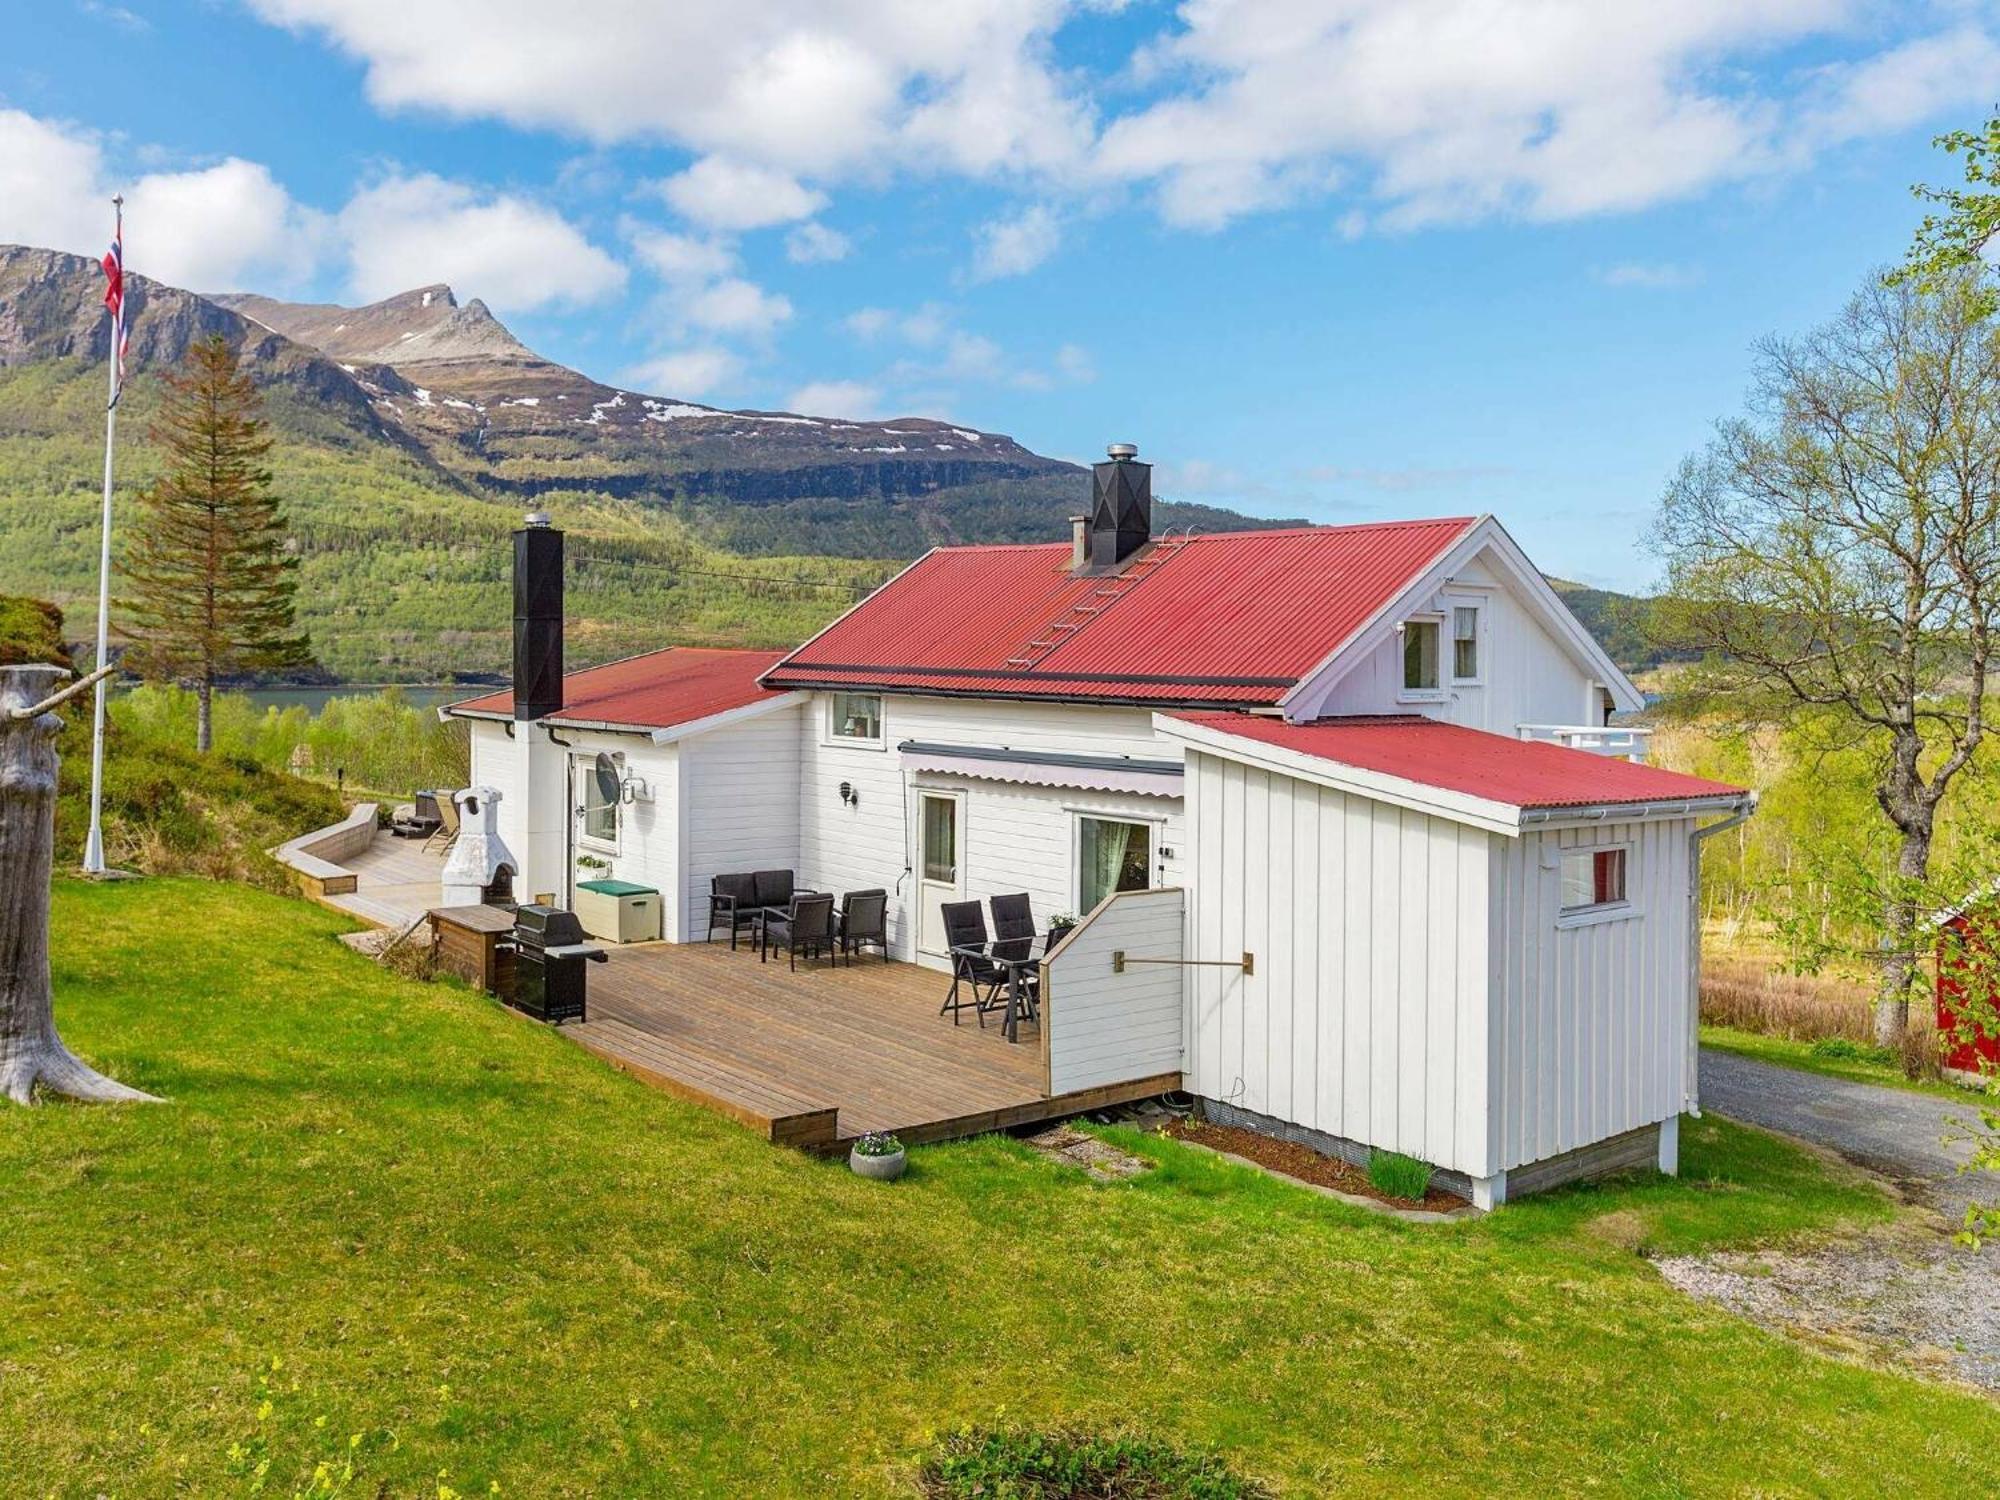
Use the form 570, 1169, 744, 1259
1106, 442, 1139, 461
523, 508, 552, 528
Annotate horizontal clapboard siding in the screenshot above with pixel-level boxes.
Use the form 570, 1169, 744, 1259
1045, 888, 1186, 1094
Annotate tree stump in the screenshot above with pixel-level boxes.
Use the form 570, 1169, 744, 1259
0, 664, 158, 1104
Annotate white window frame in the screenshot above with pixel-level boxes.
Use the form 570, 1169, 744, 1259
1396, 615, 1447, 703
575, 755, 622, 855
1556, 842, 1635, 929
824, 690, 886, 750
1070, 809, 1166, 916
1448, 599, 1485, 686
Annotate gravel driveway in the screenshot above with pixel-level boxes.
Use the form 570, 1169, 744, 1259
1655, 1048, 2000, 1393
1698, 1048, 1996, 1222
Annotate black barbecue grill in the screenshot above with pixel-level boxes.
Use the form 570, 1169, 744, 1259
510, 904, 606, 1023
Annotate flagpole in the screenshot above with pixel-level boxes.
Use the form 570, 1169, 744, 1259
82, 195, 122, 877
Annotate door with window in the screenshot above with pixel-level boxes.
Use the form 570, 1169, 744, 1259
1077, 815, 1153, 915
916, 790, 964, 958
570, 756, 621, 905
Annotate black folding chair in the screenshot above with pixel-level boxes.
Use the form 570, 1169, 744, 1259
837, 889, 889, 964
939, 900, 1008, 1026
762, 892, 835, 970
989, 892, 1035, 943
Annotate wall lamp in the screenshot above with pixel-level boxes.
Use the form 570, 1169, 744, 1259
839, 781, 859, 807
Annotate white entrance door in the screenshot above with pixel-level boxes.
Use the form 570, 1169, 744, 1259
916, 790, 964, 959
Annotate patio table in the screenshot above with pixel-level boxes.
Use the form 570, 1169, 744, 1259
949, 936, 1049, 1042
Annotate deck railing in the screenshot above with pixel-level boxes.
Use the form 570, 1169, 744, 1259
1042, 887, 1187, 1095
1516, 724, 1653, 762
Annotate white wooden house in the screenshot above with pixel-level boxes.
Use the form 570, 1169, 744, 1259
448, 448, 1750, 1205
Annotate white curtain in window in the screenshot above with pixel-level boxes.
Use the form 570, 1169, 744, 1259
1080, 818, 1136, 912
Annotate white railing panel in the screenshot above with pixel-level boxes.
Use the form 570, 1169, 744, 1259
1515, 724, 1653, 763
1044, 887, 1186, 1095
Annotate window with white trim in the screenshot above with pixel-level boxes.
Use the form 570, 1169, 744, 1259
1560, 847, 1627, 913
1452, 605, 1480, 682
580, 764, 620, 848
1401, 618, 1441, 694
828, 691, 883, 744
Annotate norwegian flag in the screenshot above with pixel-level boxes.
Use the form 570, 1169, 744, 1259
100, 209, 129, 406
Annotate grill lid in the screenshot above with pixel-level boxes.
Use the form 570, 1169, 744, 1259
514, 904, 587, 946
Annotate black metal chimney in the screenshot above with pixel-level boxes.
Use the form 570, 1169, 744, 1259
513, 510, 563, 722
1088, 442, 1151, 569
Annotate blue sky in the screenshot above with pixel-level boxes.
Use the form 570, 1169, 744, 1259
4, 2, 1997, 590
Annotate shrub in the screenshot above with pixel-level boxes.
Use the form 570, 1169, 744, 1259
1367, 1150, 1433, 1201
1808, 1037, 1883, 1063
920, 1426, 1271, 1500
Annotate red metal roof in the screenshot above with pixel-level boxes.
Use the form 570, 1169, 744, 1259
446, 647, 790, 732
1171, 713, 1746, 810
765, 518, 1478, 705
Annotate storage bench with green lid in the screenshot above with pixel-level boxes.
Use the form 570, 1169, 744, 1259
573, 879, 662, 943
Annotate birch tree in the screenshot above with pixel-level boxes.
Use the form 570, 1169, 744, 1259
1652, 272, 2000, 1046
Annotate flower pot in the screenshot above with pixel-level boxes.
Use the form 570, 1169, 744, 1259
849, 1145, 907, 1181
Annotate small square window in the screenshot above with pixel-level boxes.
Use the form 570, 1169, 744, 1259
1452, 606, 1479, 681
1561, 848, 1627, 912
830, 691, 882, 742
1402, 620, 1440, 692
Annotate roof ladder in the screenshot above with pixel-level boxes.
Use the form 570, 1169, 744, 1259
999, 533, 1193, 675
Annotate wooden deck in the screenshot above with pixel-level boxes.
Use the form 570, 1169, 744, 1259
572, 940, 1179, 1149
321, 833, 447, 929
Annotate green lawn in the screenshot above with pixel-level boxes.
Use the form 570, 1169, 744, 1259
5, 881, 1997, 1498
1701, 1023, 1994, 1104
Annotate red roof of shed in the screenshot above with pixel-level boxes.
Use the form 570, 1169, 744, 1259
446, 647, 790, 733
1171, 713, 1746, 810
765, 518, 1478, 705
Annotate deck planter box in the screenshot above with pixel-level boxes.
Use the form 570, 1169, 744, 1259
574, 879, 663, 944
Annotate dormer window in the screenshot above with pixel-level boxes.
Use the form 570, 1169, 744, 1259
1452, 605, 1481, 683
1401, 619, 1440, 695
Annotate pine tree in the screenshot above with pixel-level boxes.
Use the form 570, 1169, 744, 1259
118, 335, 314, 750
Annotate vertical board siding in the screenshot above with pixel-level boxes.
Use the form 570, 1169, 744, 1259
1046, 888, 1186, 1094
680, 707, 804, 942
1486, 818, 1691, 1173
1183, 749, 1491, 1176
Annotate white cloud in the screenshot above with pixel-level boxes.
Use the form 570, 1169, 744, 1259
969, 202, 1061, 280
0, 109, 323, 290
626, 223, 737, 283
243, 0, 1093, 179
338, 173, 625, 310
787, 378, 882, 419
843, 306, 894, 339
240, 1, 1999, 243
1593, 261, 1700, 289
127, 159, 327, 290
655, 155, 826, 230
1054, 342, 1095, 383
684, 275, 793, 334
785, 221, 851, 264
625, 347, 743, 398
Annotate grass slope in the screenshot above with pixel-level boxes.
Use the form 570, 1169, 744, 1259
5, 880, 1995, 1496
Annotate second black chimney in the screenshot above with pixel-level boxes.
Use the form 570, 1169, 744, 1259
513, 510, 564, 722
1088, 442, 1151, 569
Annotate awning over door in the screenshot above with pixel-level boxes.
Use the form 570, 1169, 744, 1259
897, 740, 1183, 799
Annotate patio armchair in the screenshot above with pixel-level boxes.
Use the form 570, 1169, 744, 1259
708, 872, 760, 948
938, 900, 1008, 1026
751, 869, 795, 910
421, 793, 462, 855
989, 892, 1035, 943
761, 892, 835, 970
1013, 924, 1070, 1027
836, 888, 889, 964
